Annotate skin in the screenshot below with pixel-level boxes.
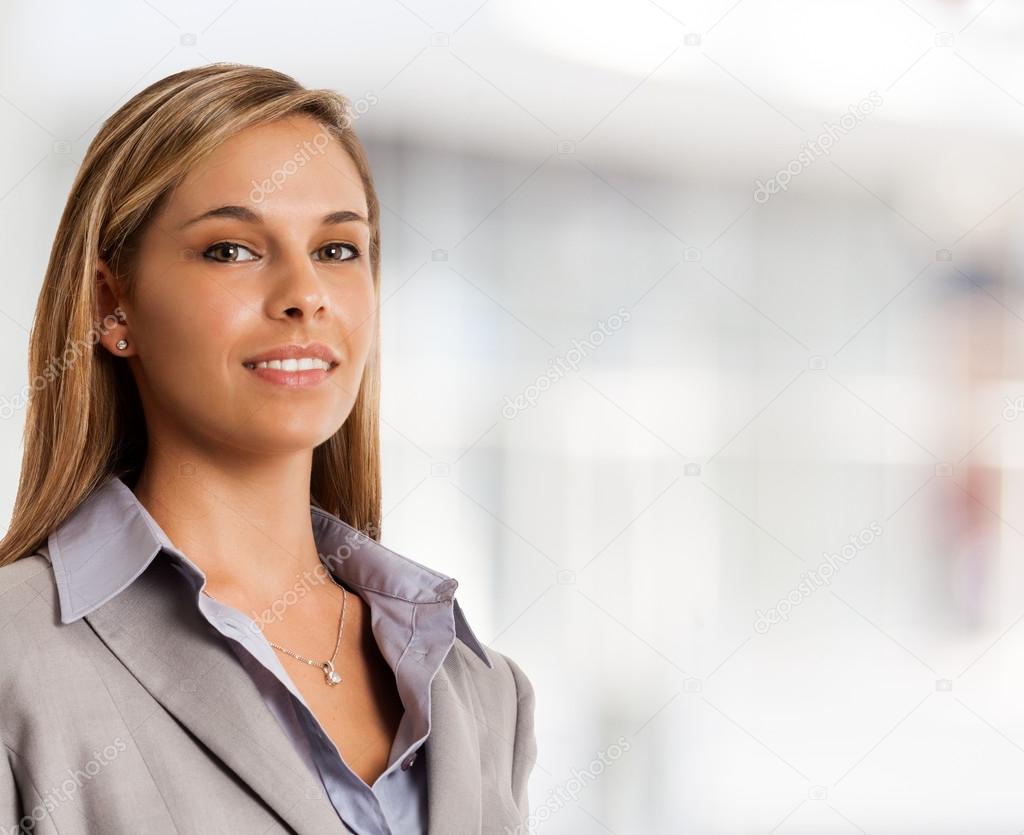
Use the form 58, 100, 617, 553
93, 114, 403, 787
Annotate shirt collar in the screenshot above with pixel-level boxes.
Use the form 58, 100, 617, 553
44, 474, 492, 668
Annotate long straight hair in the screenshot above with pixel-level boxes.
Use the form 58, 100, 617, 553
0, 63, 383, 568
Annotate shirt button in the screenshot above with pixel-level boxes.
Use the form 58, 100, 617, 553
401, 752, 418, 770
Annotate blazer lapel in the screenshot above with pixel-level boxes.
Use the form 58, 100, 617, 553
425, 648, 484, 834
81, 554, 349, 834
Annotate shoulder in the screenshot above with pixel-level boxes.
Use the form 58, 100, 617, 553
495, 649, 535, 704
0, 554, 62, 647
458, 644, 538, 814
487, 648, 537, 737
0, 553, 51, 595
487, 646, 536, 710
0, 554, 55, 618
447, 639, 537, 722
0, 555, 68, 714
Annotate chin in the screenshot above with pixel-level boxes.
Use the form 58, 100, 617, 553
231, 422, 342, 454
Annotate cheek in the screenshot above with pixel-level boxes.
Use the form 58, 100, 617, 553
135, 276, 250, 387
336, 273, 377, 355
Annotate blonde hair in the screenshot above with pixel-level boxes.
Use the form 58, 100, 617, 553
0, 63, 382, 568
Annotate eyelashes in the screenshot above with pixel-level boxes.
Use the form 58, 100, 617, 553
202, 241, 362, 264
203, 242, 258, 263
315, 242, 362, 263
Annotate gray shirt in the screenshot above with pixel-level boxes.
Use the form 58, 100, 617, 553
45, 474, 493, 834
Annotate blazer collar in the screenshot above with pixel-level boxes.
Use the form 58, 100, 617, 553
46, 474, 491, 668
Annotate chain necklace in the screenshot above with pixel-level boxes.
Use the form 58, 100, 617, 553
202, 571, 349, 687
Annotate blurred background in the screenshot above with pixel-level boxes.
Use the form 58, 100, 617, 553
4, 0, 1024, 831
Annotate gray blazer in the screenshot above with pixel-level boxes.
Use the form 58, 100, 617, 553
0, 548, 537, 834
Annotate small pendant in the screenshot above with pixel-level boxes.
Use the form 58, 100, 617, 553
322, 661, 342, 686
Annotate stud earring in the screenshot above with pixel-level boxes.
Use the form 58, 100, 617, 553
116, 338, 128, 350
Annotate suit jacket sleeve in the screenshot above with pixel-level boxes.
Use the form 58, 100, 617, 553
503, 653, 538, 818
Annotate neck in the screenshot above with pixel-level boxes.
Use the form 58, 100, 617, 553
131, 445, 328, 615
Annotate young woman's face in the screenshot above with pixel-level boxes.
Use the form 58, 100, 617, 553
98, 115, 377, 458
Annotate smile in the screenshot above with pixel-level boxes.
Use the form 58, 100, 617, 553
245, 358, 333, 371
243, 357, 338, 387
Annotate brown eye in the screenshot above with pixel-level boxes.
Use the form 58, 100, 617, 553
315, 242, 360, 262
204, 242, 258, 263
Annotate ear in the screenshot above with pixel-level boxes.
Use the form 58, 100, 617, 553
95, 257, 133, 357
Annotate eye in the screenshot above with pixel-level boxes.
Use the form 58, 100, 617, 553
315, 242, 361, 262
203, 241, 259, 263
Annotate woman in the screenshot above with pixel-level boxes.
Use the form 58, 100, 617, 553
0, 63, 536, 835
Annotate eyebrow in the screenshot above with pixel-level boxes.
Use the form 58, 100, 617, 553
178, 205, 368, 230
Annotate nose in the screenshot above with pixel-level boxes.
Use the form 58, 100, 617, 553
265, 247, 329, 321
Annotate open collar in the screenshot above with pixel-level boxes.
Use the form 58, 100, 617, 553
46, 474, 491, 668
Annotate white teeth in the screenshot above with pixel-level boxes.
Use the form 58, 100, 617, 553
251, 357, 331, 371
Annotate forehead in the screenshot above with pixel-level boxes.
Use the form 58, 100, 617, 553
166, 116, 368, 222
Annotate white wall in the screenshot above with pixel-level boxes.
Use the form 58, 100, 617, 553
5, 1, 1024, 831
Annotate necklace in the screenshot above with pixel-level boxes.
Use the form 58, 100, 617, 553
202, 571, 349, 687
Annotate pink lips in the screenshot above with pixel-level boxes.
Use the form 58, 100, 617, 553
246, 365, 333, 387
242, 343, 339, 388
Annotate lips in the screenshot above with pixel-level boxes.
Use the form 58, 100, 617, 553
242, 342, 340, 368
241, 342, 340, 388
